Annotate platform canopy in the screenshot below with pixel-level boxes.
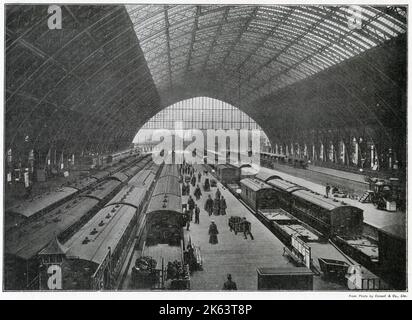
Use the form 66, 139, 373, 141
5, 5, 407, 155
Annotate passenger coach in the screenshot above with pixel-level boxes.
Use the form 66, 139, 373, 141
240, 178, 279, 211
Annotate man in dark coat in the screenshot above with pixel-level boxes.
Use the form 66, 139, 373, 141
222, 274, 237, 290
204, 195, 213, 216
213, 197, 220, 216
188, 196, 195, 219
325, 184, 331, 198
208, 221, 219, 244
219, 196, 227, 215
194, 204, 200, 224
215, 188, 221, 200
194, 184, 202, 200
198, 172, 202, 182
191, 175, 196, 187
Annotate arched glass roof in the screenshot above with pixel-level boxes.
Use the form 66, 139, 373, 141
126, 5, 406, 105
4, 5, 406, 155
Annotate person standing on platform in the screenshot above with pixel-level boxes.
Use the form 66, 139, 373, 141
185, 210, 191, 231
205, 195, 213, 216
188, 196, 195, 220
215, 188, 221, 200
194, 204, 200, 224
325, 184, 330, 198
204, 178, 210, 192
198, 172, 202, 182
222, 274, 237, 290
191, 175, 196, 187
194, 184, 202, 200
213, 196, 220, 216
208, 221, 219, 244
242, 217, 254, 240
220, 196, 227, 215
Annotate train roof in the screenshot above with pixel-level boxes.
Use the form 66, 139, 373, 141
65, 204, 136, 265
110, 172, 128, 183
39, 236, 68, 256
107, 185, 147, 208
128, 169, 156, 188
146, 166, 181, 214
146, 193, 182, 215
240, 178, 274, 192
68, 176, 98, 190
152, 173, 181, 197
6, 186, 78, 218
123, 158, 151, 177
267, 178, 305, 193
80, 179, 121, 201
261, 152, 286, 158
255, 171, 283, 182
160, 164, 180, 178
291, 189, 360, 211
107, 163, 126, 174
233, 162, 252, 168
241, 167, 258, 176
5, 197, 98, 260
216, 163, 240, 169
91, 170, 111, 180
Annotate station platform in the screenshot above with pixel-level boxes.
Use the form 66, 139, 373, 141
182, 166, 351, 291
269, 162, 368, 197
183, 169, 297, 290
258, 166, 405, 235
307, 164, 368, 185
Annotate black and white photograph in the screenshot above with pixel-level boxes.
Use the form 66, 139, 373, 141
0, 1, 408, 298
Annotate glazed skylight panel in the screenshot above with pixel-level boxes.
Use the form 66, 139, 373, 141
126, 4, 406, 104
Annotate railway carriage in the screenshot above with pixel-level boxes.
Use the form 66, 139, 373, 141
215, 164, 240, 185
59, 196, 144, 290
138, 165, 187, 289
239, 178, 279, 211
4, 157, 154, 290
144, 165, 183, 248
260, 152, 307, 169
266, 177, 307, 210
262, 176, 363, 238
289, 189, 363, 238
37, 167, 158, 290
260, 152, 287, 168
4, 196, 100, 290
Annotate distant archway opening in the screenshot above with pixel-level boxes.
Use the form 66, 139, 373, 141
133, 97, 272, 161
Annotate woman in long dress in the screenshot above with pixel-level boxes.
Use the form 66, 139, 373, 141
204, 178, 210, 191
208, 221, 219, 244
220, 196, 227, 215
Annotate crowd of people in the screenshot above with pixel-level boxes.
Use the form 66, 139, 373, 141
178, 161, 255, 290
